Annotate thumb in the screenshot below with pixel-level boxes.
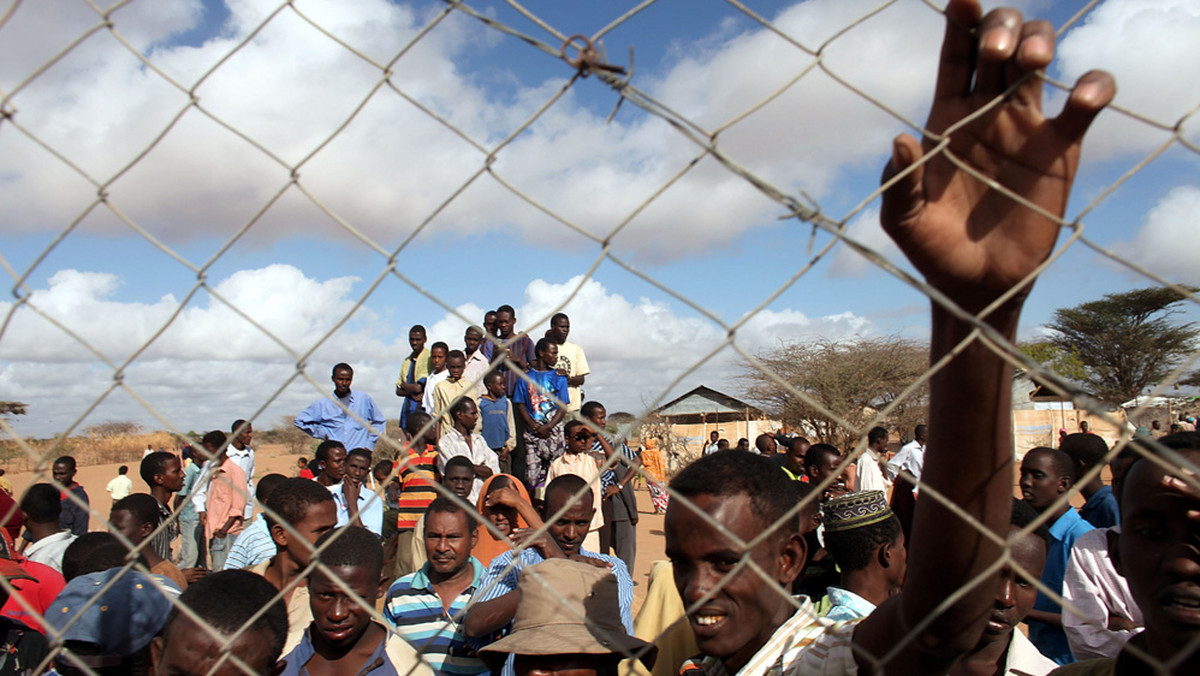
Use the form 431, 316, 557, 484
880, 133, 926, 235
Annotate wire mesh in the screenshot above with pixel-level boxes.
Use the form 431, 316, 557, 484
1, 0, 1198, 674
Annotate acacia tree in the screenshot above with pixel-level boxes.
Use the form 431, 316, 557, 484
742, 335, 929, 451
1044, 286, 1199, 404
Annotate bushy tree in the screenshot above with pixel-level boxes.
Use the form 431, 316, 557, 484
1045, 286, 1199, 404
743, 335, 929, 451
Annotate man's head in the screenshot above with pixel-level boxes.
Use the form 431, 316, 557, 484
822, 491, 906, 595
344, 448, 372, 487
716, 439, 730, 451
256, 473, 288, 505
495, 305, 516, 338
61, 532, 136, 582
406, 411, 437, 446
544, 474, 596, 557
315, 440, 347, 483
307, 527, 386, 654
1080, 420, 1090, 434
534, 337, 558, 370
263, 478, 338, 567
118, 465, 128, 476
484, 371, 506, 398
110, 493, 162, 548
709, 431, 719, 443
1059, 432, 1109, 484
785, 437, 810, 475
231, 419, 253, 449
549, 313, 570, 344
1113, 432, 1200, 658
564, 419, 594, 455
754, 434, 776, 456
53, 455, 77, 485
464, 326, 484, 355
151, 570, 288, 676
581, 401, 606, 429
1019, 447, 1075, 514
430, 342, 449, 373
804, 444, 847, 495
408, 325, 427, 353
20, 483, 60, 525
443, 456, 476, 501
736, 438, 750, 452
424, 497, 478, 577
451, 397, 479, 432
331, 363, 353, 398
980, 500, 1049, 645
372, 461, 394, 487
664, 453, 806, 672
1152, 420, 1162, 431
867, 426, 889, 453
140, 452, 184, 493
914, 424, 928, 444
201, 430, 227, 460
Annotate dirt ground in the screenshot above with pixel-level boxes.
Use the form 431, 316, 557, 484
7, 442, 669, 610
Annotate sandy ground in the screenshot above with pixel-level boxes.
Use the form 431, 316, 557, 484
7, 443, 669, 610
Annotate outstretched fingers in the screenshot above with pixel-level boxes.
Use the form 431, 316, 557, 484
880, 134, 926, 236
1053, 70, 1117, 143
933, 0, 984, 104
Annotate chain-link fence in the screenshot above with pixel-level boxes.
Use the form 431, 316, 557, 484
2, 0, 1199, 674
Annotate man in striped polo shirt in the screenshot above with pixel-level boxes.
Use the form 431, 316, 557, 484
391, 412, 442, 580
385, 497, 488, 676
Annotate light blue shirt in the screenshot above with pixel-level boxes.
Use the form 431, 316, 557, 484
294, 390, 386, 451
223, 517, 276, 570
823, 586, 877, 622
331, 482, 385, 536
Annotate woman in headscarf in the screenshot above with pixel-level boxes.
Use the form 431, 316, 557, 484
641, 438, 669, 514
474, 474, 543, 567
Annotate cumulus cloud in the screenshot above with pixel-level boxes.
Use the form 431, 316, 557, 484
0, 0, 975, 260
1055, 0, 1200, 159
1115, 185, 1200, 285
1, 266, 877, 437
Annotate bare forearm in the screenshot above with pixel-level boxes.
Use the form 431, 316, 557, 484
465, 591, 519, 637
906, 303, 1021, 649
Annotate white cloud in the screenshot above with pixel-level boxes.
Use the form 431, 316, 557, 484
0, 0, 976, 261
1116, 185, 1200, 284
825, 207, 905, 278
1055, 0, 1200, 159
1, 267, 878, 437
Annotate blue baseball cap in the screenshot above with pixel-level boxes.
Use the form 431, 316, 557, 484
46, 568, 178, 657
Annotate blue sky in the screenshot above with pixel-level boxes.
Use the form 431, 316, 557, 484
1, 0, 1198, 438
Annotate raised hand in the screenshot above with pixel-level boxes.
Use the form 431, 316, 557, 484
881, 0, 1115, 314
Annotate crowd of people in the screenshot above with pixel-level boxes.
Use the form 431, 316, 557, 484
0, 1, 1195, 674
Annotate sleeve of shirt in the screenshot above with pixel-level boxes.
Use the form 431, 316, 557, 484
505, 401, 516, 451
473, 552, 523, 605
609, 557, 635, 633
553, 375, 569, 406
512, 380, 529, 407
1062, 538, 1135, 660
368, 396, 386, 446
192, 464, 211, 513
294, 400, 331, 440
476, 437, 499, 474
575, 346, 589, 377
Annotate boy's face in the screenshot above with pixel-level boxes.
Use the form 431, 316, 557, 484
151, 617, 282, 676
1019, 451, 1067, 512
159, 456, 186, 493
495, 311, 515, 338
431, 347, 448, 372
550, 316, 570, 343
52, 461, 75, 484
323, 448, 347, 482
444, 466, 475, 500
447, 355, 466, 381
537, 342, 558, 368
309, 564, 383, 650
345, 453, 370, 486
425, 509, 478, 576
464, 328, 483, 354
1114, 450, 1200, 654
485, 374, 505, 397
409, 329, 426, 353
236, 423, 254, 448
664, 492, 805, 673
981, 528, 1045, 644
372, 463, 392, 486
566, 426, 593, 454
109, 509, 149, 546
274, 500, 338, 567
586, 405, 607, 430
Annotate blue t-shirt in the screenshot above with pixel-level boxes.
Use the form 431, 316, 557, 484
511, 369, 568, 425
478, 396, 511, 450
1028, 507, 1095, 665
1079, 485, 1119, 529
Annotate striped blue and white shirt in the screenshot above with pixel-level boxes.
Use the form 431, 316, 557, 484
384, 558, 489, 676
223, 516, 276, 570
469, 547, 634, 676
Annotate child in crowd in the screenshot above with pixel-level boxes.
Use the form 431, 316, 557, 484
109, 493, 190, 590
479, 372, 517, 475
513, 338, 568, 493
